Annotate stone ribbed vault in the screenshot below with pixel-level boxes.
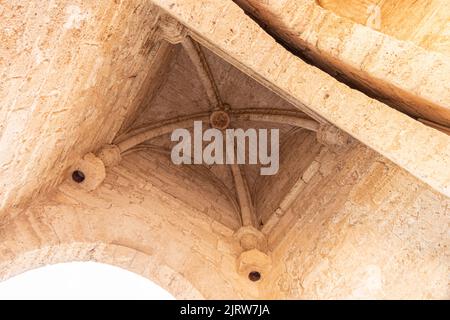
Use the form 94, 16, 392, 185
0, 0, 449, 299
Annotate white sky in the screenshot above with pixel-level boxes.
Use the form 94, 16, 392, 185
0, 261, 175, 300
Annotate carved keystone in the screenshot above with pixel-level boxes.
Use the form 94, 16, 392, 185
210, 110, 230, 129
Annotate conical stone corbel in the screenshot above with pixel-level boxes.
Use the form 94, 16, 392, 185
235, 226, 271, 282
68, 153, 106, 192
158, 13, 187, 44
316, 124, 351, 147
97, 144, 122, 168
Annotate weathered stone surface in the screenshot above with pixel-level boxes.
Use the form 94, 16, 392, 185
68, 152, 105, 192
154, 0, 450, 197
265, 142, 449, 299
236, 0, 450, 126
0, 1, 174, 212
318, 0, 450, 56
0, 151, 254, 299
0, 0, 448, 300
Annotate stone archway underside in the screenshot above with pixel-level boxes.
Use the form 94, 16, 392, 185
0, 152, 259, 299
0, 0, 449, 299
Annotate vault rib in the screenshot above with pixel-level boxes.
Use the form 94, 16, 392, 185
152, 0, 450, 197
232, 110, 319, 132
230, 164, 256, 227
182, 36, 224, 110
114, 112, 211, 152
113, 109, 319, 153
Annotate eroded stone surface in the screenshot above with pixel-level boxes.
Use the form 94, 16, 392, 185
236, 0, 450, 126
0, 0, 448, 300
0, 1, 173, 212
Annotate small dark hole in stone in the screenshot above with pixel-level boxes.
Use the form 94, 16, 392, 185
248, 271, 261, 282
72, 170, 85, 183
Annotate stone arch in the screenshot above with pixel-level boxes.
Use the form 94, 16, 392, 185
0, 151, 256, 299
0, 242, 203, 300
